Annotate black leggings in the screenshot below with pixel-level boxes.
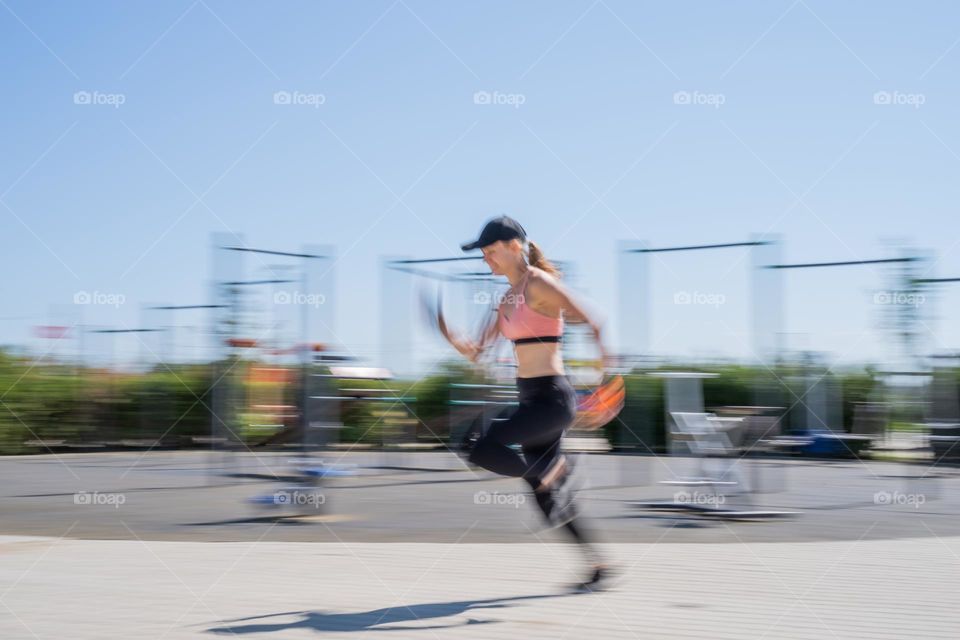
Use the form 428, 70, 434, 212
467, 375, 597, 555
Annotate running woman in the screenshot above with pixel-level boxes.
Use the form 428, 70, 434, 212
442, 215, 615, 591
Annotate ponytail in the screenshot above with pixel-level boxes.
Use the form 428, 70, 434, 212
526, 240, 561, 279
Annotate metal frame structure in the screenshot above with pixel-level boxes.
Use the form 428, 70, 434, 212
618, 237, 782, 366
210, 234, 335, 479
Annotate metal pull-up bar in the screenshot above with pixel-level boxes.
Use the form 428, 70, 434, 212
627, 241, 771, 254
385, 255, 571, 282
221, 279, 297, 286
148, 304, 228, 310
390, 256, 482, 264
617, 236, 783, 365
387, 264, 495, 283
89, 328, 161, 334
768, 257, 918, 269
220, 246, 326, 260
915, 277, 960, 284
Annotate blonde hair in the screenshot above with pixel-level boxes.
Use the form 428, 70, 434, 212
526, 240, 561, 279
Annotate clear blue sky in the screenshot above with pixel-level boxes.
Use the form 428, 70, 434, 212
2, 0, 960, 371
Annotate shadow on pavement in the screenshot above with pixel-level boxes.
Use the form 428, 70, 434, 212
205, 592, 579, 634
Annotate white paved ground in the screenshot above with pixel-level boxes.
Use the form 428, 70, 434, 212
2, 535, 958, 639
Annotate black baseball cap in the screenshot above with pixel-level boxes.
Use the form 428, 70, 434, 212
461, 215, 527, 251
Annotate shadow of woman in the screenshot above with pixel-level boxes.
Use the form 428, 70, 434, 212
206, 592, 579, 634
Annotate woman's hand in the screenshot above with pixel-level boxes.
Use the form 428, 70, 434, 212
427, 289, 498, 365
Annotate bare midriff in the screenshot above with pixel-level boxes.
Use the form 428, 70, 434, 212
514, 341, 565, 378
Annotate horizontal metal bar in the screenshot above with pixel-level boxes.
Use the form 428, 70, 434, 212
386, 264, 495, 283
221, 279, 296, 286
915, 277, 960, 283
89, 328, 161, 334
628, 241, 770, 254
149, 304, 229, 310
768, 257, 918, 269
221, 246, 325, 259
389, 256, 482, 265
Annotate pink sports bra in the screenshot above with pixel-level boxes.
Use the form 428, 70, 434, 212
498, 269, 564, 345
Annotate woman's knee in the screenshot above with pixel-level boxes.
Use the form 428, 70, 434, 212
467, 435, 500, 466
482, 422, 517, 447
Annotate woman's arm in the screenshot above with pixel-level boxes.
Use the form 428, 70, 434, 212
528, 272, 612, 369
444, 302, 501, 363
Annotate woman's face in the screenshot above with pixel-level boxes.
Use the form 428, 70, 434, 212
480, 240, 520, 275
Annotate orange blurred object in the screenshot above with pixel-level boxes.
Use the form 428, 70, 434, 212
575, 375, 625, 431
227, 338, 258, 348
248, 367, 294, 384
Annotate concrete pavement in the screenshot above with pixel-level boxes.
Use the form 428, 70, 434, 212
2, 535, 958, 639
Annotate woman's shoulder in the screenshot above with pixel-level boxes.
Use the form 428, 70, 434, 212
526, 266, 560, 292
523, 266, 565, 315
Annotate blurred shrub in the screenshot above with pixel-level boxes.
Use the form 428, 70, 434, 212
0, 347, 898, 454
604, 372, 664, 452
0, 350, 217, 453
840, 369, 876, 430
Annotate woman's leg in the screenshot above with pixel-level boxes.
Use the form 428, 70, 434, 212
520, 436, 563, 486
467, 396, 570, 480
467, 403, 541, 477
468, 380, 609, 582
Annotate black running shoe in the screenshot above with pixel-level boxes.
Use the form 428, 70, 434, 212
571, 565, 618, 593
